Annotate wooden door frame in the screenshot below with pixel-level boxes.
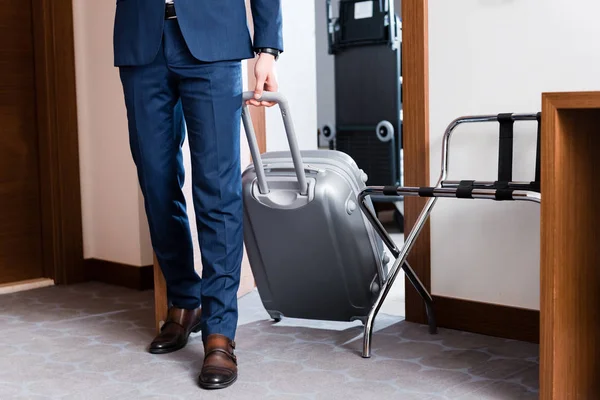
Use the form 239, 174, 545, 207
31, 0, 85, 284
401, 0, 432, 325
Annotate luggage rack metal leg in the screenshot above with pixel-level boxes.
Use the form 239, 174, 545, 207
359, 188, 439, 358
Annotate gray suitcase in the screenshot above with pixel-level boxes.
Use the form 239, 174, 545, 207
240, 91, 389, 323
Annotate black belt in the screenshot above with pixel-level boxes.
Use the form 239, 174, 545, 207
165, 2, 176, 19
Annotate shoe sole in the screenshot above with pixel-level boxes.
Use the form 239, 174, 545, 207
148, 321, 202, 355
198, 375, 237, 390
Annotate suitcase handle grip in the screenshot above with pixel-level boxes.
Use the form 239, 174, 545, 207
241, 91, 308, 196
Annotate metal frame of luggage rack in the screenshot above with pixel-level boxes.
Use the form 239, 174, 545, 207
357, 112, 542, 358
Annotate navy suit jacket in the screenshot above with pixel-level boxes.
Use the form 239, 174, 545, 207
113, 0, 283, 66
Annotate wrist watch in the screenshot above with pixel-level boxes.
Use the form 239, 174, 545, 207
256, 47, 280, 61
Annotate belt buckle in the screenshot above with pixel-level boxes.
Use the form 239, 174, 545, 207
165, 2, 177, 19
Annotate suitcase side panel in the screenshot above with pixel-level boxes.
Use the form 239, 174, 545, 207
242, 163, 382, 322
248, 150, 386, 280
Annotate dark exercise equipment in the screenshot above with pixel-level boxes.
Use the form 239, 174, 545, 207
323, 0, 404, 232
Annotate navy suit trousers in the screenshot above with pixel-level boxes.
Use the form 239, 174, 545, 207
119, 19, 244, 341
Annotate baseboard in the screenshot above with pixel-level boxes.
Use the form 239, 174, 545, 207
85, 259, 153, 291
432, 295, 540, 343
0, 278, 55, 295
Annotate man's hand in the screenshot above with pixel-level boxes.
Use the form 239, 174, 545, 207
246, 53, 278, 107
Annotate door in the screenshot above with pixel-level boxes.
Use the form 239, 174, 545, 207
0, 0, 46, 284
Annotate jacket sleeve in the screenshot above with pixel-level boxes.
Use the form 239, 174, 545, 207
250, 0, 284, 52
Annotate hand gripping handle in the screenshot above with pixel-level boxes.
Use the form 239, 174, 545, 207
241, 91, 308, 195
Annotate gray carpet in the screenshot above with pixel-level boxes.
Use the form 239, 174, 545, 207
0, 282, 539, 399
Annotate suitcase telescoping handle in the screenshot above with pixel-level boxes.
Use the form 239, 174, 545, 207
241, 91, 309, 196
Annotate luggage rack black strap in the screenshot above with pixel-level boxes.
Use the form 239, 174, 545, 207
497, 113, 515, 183
383, 186, 398, 196
407, 185, 519, 201
529, 181, 540, 192
371, 183, 539, 202
441, 180, 540, 192
456, 180, 475, 199
418, 187, 435, 197
495, 188, 514, 201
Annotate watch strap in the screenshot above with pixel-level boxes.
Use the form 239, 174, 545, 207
256, 47, 280, 60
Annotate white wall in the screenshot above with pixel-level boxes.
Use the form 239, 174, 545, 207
265, 1, 319, 152
428, 0, 600, 310
72, 0, 153, 267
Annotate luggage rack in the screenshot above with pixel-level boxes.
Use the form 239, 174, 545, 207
357, 112, 542, 358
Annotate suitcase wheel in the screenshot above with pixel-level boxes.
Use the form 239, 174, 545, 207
268, 311, 282, 323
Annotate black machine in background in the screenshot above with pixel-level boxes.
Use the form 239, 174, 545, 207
322, 0, 404, 230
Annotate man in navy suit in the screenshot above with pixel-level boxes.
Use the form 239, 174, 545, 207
114, 0, 282, 389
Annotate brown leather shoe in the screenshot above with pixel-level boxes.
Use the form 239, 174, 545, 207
148, 306, 202, 354
198, 334, 238, 389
